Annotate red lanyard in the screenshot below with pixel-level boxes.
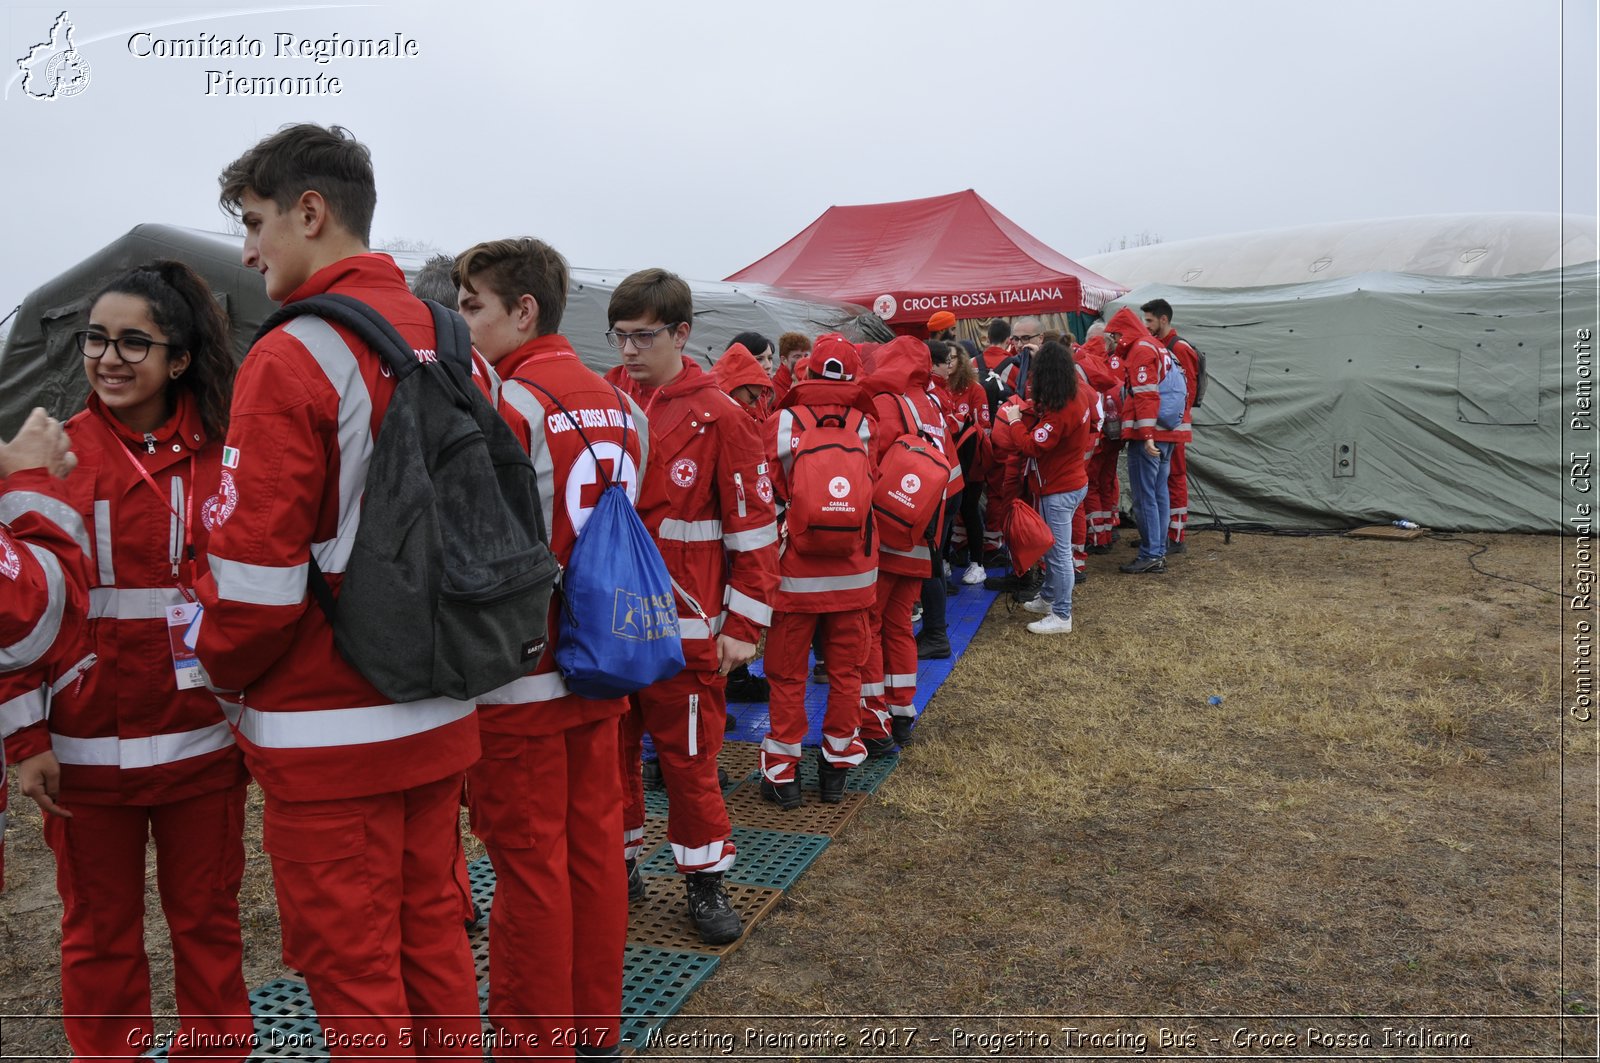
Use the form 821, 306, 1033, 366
93, 410, 197, 595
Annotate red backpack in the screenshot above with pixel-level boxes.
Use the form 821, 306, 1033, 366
872, 395, 952, 555
784, 408, 874, 556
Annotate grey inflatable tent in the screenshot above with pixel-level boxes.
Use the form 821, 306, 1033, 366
1103, 263, 1597, 534
0, 223, 863, 436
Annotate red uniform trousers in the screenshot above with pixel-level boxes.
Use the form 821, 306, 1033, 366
1085, 442, 1122, 547
981, 454, 1011, 556
861, 574, 923, 741
261, 773, 482, 1061
467, 719, 625, 1058
44, 783, 251, 1063
760, 609, 869, 784
1167, 441, 1189, 543
620, 670, 735, 874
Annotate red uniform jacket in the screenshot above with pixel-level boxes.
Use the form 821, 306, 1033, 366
53, 394, 245, 804
1013, 388, 1097, 495
605, 358, 779, 673
771, 362, 793, 408
476, 335, 649, 736
1106, 306, 1187, 444
861, 336, 957, 578
713, 343, 774, 421
195, 254, 480, 803
1, 467, 91, 886
765, 378, 880, 614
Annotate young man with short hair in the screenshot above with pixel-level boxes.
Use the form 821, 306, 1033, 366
603, 269, 779, 945
1103, 306, 1182, 574
198, 123, 483, 1056
452, 237, 642, 1060
1141, 298, 1198, 552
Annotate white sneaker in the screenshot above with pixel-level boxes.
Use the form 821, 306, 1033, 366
961, 561, 986, 585
1027, 613, 1073, 634
1021, 596, 1052, 615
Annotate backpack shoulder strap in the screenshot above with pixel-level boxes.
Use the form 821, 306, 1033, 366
253, 293, 418, 379
422, 300, 473, 374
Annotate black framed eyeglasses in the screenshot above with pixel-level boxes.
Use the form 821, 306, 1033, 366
75, 330, 175, 365
1013, 332, 1042, 344
604, 324, 677, 350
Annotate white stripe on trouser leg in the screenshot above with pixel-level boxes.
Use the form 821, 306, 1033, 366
623, 826, 644, 862
823, 731, 866, 768
672, 839, 734, 874
885, 672, 917, 689
889, 703, 915, 719
868, 705, 891, 729
761, 738, 801, 782
859, 682, 885, 698
687, 694, 699, 758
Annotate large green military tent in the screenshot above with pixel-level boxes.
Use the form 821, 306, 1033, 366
1104, 263, 1595, 534
0, 224, 862, 436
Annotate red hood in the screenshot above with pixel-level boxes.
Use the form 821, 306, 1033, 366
860, 335, 930, 396
714, 343, 774, 397
778, 377, 877, 419
1105, 306, 1156, 355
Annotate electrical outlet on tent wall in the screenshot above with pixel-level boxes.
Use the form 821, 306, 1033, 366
1334, 441, 1356, 478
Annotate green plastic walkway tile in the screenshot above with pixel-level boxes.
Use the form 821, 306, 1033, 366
618, 944, 721, 1053
467, 854, 497, 911
640, 825, 828, 890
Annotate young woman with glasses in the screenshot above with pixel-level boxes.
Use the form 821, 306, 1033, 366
50, 260, 252, 1062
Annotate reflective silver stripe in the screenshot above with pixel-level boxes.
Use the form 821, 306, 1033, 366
500, 381, 557, 542
207, 555, 308, 608
623, 395, 650, 477
1125, 418, 1160, 429
169, 476, 184, 574
659, 518, 723, 543
860, 681, 885, 697
0, 544, 65, 670
88, 586, 187, 620
774, 409, 798, 475
725, 587, 773, 626
761, 736, 802, 758
687, 694, 699, 757
723, 522, 778, 552
678, 612, 726, 640
476, 670, 569, 705
51, 720, 235, 769
888, 705, 916, 718
880, 544, 931, 560
222, 695, 475, 749
287, 317, 372, 575
0, 686, 47, 735
0, 491, 91, 556
671, 839, 733, 873
1130, 384, 1160, 395
778, 571, 877, 594
94, 500, 115, 584
885, 672, 918, 688
823, 732, 860, 754
50, 654, 97, 696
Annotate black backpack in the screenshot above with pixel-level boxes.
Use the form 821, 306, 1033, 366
1173, 335, 1209, 409
252, 294, 561, 703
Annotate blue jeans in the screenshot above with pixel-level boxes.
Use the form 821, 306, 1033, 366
1127, 441, 1174, 562
1039, 486, 1087, 619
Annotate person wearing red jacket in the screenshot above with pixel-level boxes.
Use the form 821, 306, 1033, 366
51, 261, 253, 1062
1143, 299, 1199, 552
1, 409, 88, 891
603, 269, 780, 946
1104, 306, 1183, 574
453, 238, 642, 1060
758, 336, 878, 807
936, 343, 992, 585
198, 125, 482, 1057
772, 332, 812, 408
716, 341, 776, 421
859, 336, 954, 752
1003, 341, 1097, 634
1075, 327, 1125, 553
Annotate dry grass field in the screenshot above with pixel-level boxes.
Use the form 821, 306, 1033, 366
2, 530, 1594, 1059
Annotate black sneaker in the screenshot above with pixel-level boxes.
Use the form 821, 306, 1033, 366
891, 714, 914, 746
626, 858, 645, 905
815, 754, 848, 804
759, 776, 802, 810
984, 573, 1019, 591
1073, 568, 1089, 586
1086, 543, 1112, 555
684, 872, 742, 945
982, 549, 1009, 567
1011, 573, 1044, 603
725, 666, 770, 702
811, 660, 829, 684
916, 634, 951, 660
1168, 539, 1188, 554
863, 735, 898, 759
641, 757, 664, 791
717, 765, 730, 789
1119, 556, 1167, 574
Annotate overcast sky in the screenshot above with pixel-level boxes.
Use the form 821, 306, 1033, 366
1, 0, 1594, 321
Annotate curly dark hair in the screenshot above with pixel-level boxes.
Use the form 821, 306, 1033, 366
1028, 340, 1079, 412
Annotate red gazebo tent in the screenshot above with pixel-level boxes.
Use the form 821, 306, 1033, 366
725, 190, 1127, 332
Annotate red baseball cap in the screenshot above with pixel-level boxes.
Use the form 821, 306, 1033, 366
806, 333, 861, 381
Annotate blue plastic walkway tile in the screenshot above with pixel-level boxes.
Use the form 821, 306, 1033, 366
640, 825, 829, 890
618, 944, 722, 1053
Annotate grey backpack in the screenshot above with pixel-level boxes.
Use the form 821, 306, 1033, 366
252, 294, 560, 702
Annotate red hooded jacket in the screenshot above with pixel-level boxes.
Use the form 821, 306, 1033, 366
714, 343, 775, 422
860, 337, 957, 578
1105, 307, 1187, 444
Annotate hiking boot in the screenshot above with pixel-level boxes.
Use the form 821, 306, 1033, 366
1073, 568, 1089, 586
916, 633, 951, 660
1086, 543, 1113, 555
626, 858, 645, 905
684, 872, 742, 945
760, 776, 802, 809
1020, 595, 1052, 615
982, 548, 1009, 567
641, 757, 664, 791
1119, 556, 1167, 574
891, 714, 915, 746
984, 573, 1019, 591
815, 755, 848, 804
1027, 613, 1073, 635
811, 659, 829, 684
863, 734, 898, 758
717, 765, 730, 789
1168, 538, 1188, 554
961, 561, 986, 585
725, 665, 770, 702
1011, 572, 1044, 603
